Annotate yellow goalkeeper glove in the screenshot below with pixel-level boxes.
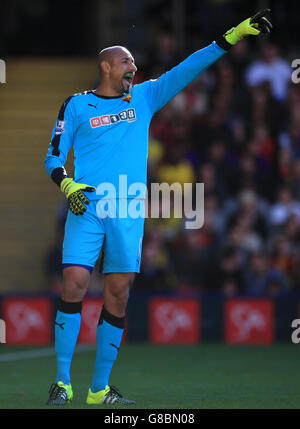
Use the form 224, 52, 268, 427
60, 178, 96, 216
225, 9, 272, 45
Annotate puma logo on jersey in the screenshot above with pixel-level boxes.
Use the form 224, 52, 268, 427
90, 108, 136, 128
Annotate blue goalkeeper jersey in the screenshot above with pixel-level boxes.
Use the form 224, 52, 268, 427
44, 41, 226, 200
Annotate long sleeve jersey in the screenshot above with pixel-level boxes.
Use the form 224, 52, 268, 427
44, 41, 227, 200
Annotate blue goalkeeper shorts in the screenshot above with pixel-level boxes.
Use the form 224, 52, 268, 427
62, 199, 145, 273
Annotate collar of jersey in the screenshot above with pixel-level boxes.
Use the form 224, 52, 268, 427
91, 90, 127, 100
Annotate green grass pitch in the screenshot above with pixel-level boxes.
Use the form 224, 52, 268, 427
0, 343, 299, 409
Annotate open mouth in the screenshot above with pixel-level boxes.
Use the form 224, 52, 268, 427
123, 73, 134, 86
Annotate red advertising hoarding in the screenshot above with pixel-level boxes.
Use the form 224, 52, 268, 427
78, 298, 127, 344
3, 297, 52, 345
78, 297, 104, 344
225, 299, 274, 344
149, 298, 200, 344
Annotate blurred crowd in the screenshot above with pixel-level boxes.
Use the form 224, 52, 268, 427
133, 34, 300, 297
45, 27, 300, 298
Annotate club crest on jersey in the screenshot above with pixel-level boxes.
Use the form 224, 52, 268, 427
90, 108, 136, 128
122, 94, 132, 103
55, 120, 66, 135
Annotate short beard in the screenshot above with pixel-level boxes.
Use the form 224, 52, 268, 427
121, 79, 131, 94
122, 84, 130, 94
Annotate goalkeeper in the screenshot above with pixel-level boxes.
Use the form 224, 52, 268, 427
44, 10, 272, 406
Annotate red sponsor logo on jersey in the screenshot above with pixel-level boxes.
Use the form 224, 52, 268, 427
149, 299, 200, 344
3, 298, 52, 345
90, 117, 101, 128
89, 109, 136, 129
101, 115, 111, 125
225, 299, 274, 344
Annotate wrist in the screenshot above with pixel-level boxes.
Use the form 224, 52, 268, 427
51, 167, 69, 187
60, 177, 73, 194
215, 35, 233, 51
224, 27, 240, 45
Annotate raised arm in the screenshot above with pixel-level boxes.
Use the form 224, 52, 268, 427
146, 9, 272, 114
147, 41, 226, 114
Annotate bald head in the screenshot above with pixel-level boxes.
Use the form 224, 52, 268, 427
98, 46, 133, 76
96, 45, 137, 96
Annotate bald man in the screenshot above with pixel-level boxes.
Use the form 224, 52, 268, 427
44, 10, 272, 406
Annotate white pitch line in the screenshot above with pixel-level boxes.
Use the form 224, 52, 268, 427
0, 345, 96, 362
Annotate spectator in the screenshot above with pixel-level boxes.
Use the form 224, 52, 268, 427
136, 226, 177, 290
157, 143, 195, 187
170, 78, 208, 118
226, 189, 269, 240
207, 245, 245, 294
172, 220, 220, 290
145, 31, 180, 76
269, 235, 297, 284
245, 42, 292, 102
206, 139, 240, 197
198, 162, 227, 204
270, 186, 300, 227
228, 39, 251, 88
289, 158, 300, 200
245, 252, 290, 296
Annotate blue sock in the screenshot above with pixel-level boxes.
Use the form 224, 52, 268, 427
90, 307, 125, 393
55, 300, 82, 385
